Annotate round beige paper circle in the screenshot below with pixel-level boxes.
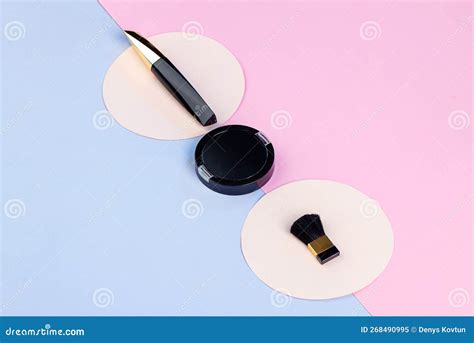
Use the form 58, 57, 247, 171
103, 33, 245, 140
241, 180, 394, 300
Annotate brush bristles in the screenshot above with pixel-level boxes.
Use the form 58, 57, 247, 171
290, 214, 325, 245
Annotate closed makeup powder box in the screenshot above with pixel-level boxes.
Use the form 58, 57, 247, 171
194, 125, 275, 195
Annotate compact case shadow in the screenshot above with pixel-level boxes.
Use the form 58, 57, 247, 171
194, 125, 275, 195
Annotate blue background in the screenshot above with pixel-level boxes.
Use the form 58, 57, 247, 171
1, 1, 368, 316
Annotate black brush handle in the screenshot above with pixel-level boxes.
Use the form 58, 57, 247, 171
151, 58, 217, 126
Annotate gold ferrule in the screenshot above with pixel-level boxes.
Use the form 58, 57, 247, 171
124, 31, 161, 68
307, 235, 334, 256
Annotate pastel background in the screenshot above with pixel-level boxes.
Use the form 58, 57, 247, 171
1, 0, 472, 316
1, 0, 367, 316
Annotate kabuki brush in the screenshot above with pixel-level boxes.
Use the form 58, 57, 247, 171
290, 214, 340, 264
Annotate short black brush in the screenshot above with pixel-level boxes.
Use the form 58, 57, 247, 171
290, 214, 340, 264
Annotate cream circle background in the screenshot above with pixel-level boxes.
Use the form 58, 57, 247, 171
241, 180, 394, 300
103, 32, 245, 140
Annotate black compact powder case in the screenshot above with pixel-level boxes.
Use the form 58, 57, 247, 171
194, 125, 275, 195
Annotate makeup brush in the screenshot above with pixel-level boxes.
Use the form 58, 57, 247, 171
124, 30, 217, 126
290, 214, 340, 264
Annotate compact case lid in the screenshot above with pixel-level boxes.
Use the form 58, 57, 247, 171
194, 125, 275, 195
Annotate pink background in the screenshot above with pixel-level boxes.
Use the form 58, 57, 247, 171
99, 0, 472, 316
